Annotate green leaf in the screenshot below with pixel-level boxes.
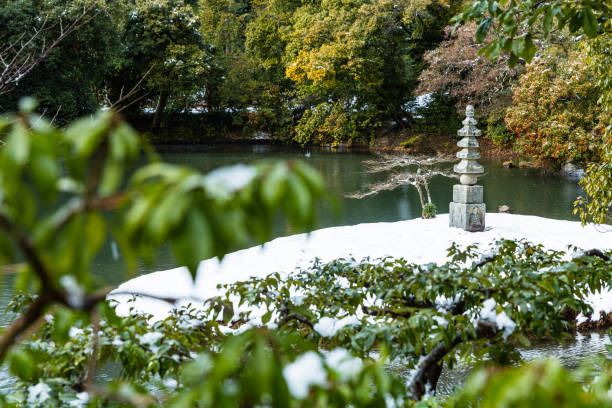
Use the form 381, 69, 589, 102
569, 10, 583, 32
29, 154, 59, 197
523, 36, 536, 62
171, 209, 213, 280
261, 162, 288, 207
52, 307, 78, 344
476, 18, 493, 43
99, 159, 124, 196
261, 310, 272, 324
294, 161, 325, 194
18, 97, 38, 113
479, 40, 502, 60
582, 6, 598, 38
286, 173, 312, 226
508, 52, 519, 67
3, 123, 30, 166
543, 8, 553, 35
9, 350, 37, 381
84, 212, 107, 264
64, 112, 111, 160
516, 332, 531, 348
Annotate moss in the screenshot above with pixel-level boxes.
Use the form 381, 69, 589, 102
400, 136, 421, 148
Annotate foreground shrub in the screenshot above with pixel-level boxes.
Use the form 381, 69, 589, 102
7, 239, 612, 406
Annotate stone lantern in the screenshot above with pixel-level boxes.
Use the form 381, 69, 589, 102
449, 105, 485, 232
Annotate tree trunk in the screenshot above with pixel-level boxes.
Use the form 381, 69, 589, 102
151, 91, 169, 132
415, 181, 425, 209
423, 178, 432, 204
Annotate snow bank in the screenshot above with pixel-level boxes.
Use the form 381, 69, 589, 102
109, 214, 611, 321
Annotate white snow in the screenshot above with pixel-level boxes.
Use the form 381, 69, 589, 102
283, 351, 327, 398
59, 276, 85, 308
205, 164, 256, 192
138, 332, 164, 353
324, 348, 363, 380
577, 289, 612, 324
163, 378, 178, 390
27, 381, 52, 405
68, 327, 84, 338
109, 214, 612, 322
314, 316, 361, 337
479, 298, 516, 339
69, 392, 90, 408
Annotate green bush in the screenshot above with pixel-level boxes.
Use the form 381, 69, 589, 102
486, 107, 514, 146
422, 202, 437, 218
294, 102, 367, 145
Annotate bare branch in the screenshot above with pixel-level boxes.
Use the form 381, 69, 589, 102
346, 153, 458, 200
346, 168, 458, 199
361, 153, 455, 174
0, 5, 97, 95
104, 65, 154, 113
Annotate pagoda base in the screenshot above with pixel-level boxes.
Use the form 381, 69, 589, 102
449, 202, 486, 232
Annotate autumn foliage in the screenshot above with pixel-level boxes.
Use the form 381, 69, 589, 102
505, 48, 605, 168
418, 23, 522, 116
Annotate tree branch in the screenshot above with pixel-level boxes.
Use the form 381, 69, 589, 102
583, 249, 610, 261
277, 313, 315, 330
408, 320, 498, 400
0, 5, 97, 95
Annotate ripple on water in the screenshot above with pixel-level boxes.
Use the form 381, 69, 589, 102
435, 330, 611, 396
0, 367, 15, 394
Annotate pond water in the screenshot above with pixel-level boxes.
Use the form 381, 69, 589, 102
0, 144, 605, 394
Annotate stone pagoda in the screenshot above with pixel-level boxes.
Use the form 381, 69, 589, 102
449, 105, 485, 232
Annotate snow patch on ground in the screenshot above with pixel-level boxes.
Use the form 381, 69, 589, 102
109, 214, 612, 321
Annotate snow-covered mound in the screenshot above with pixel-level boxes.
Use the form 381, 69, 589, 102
110, 214, 612, 321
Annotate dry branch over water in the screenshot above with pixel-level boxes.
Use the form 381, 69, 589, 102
346, 154, 457, 200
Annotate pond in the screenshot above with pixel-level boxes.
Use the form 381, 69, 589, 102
0, 144, 603, 394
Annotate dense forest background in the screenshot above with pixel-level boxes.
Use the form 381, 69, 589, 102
0, 0, 608, 170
